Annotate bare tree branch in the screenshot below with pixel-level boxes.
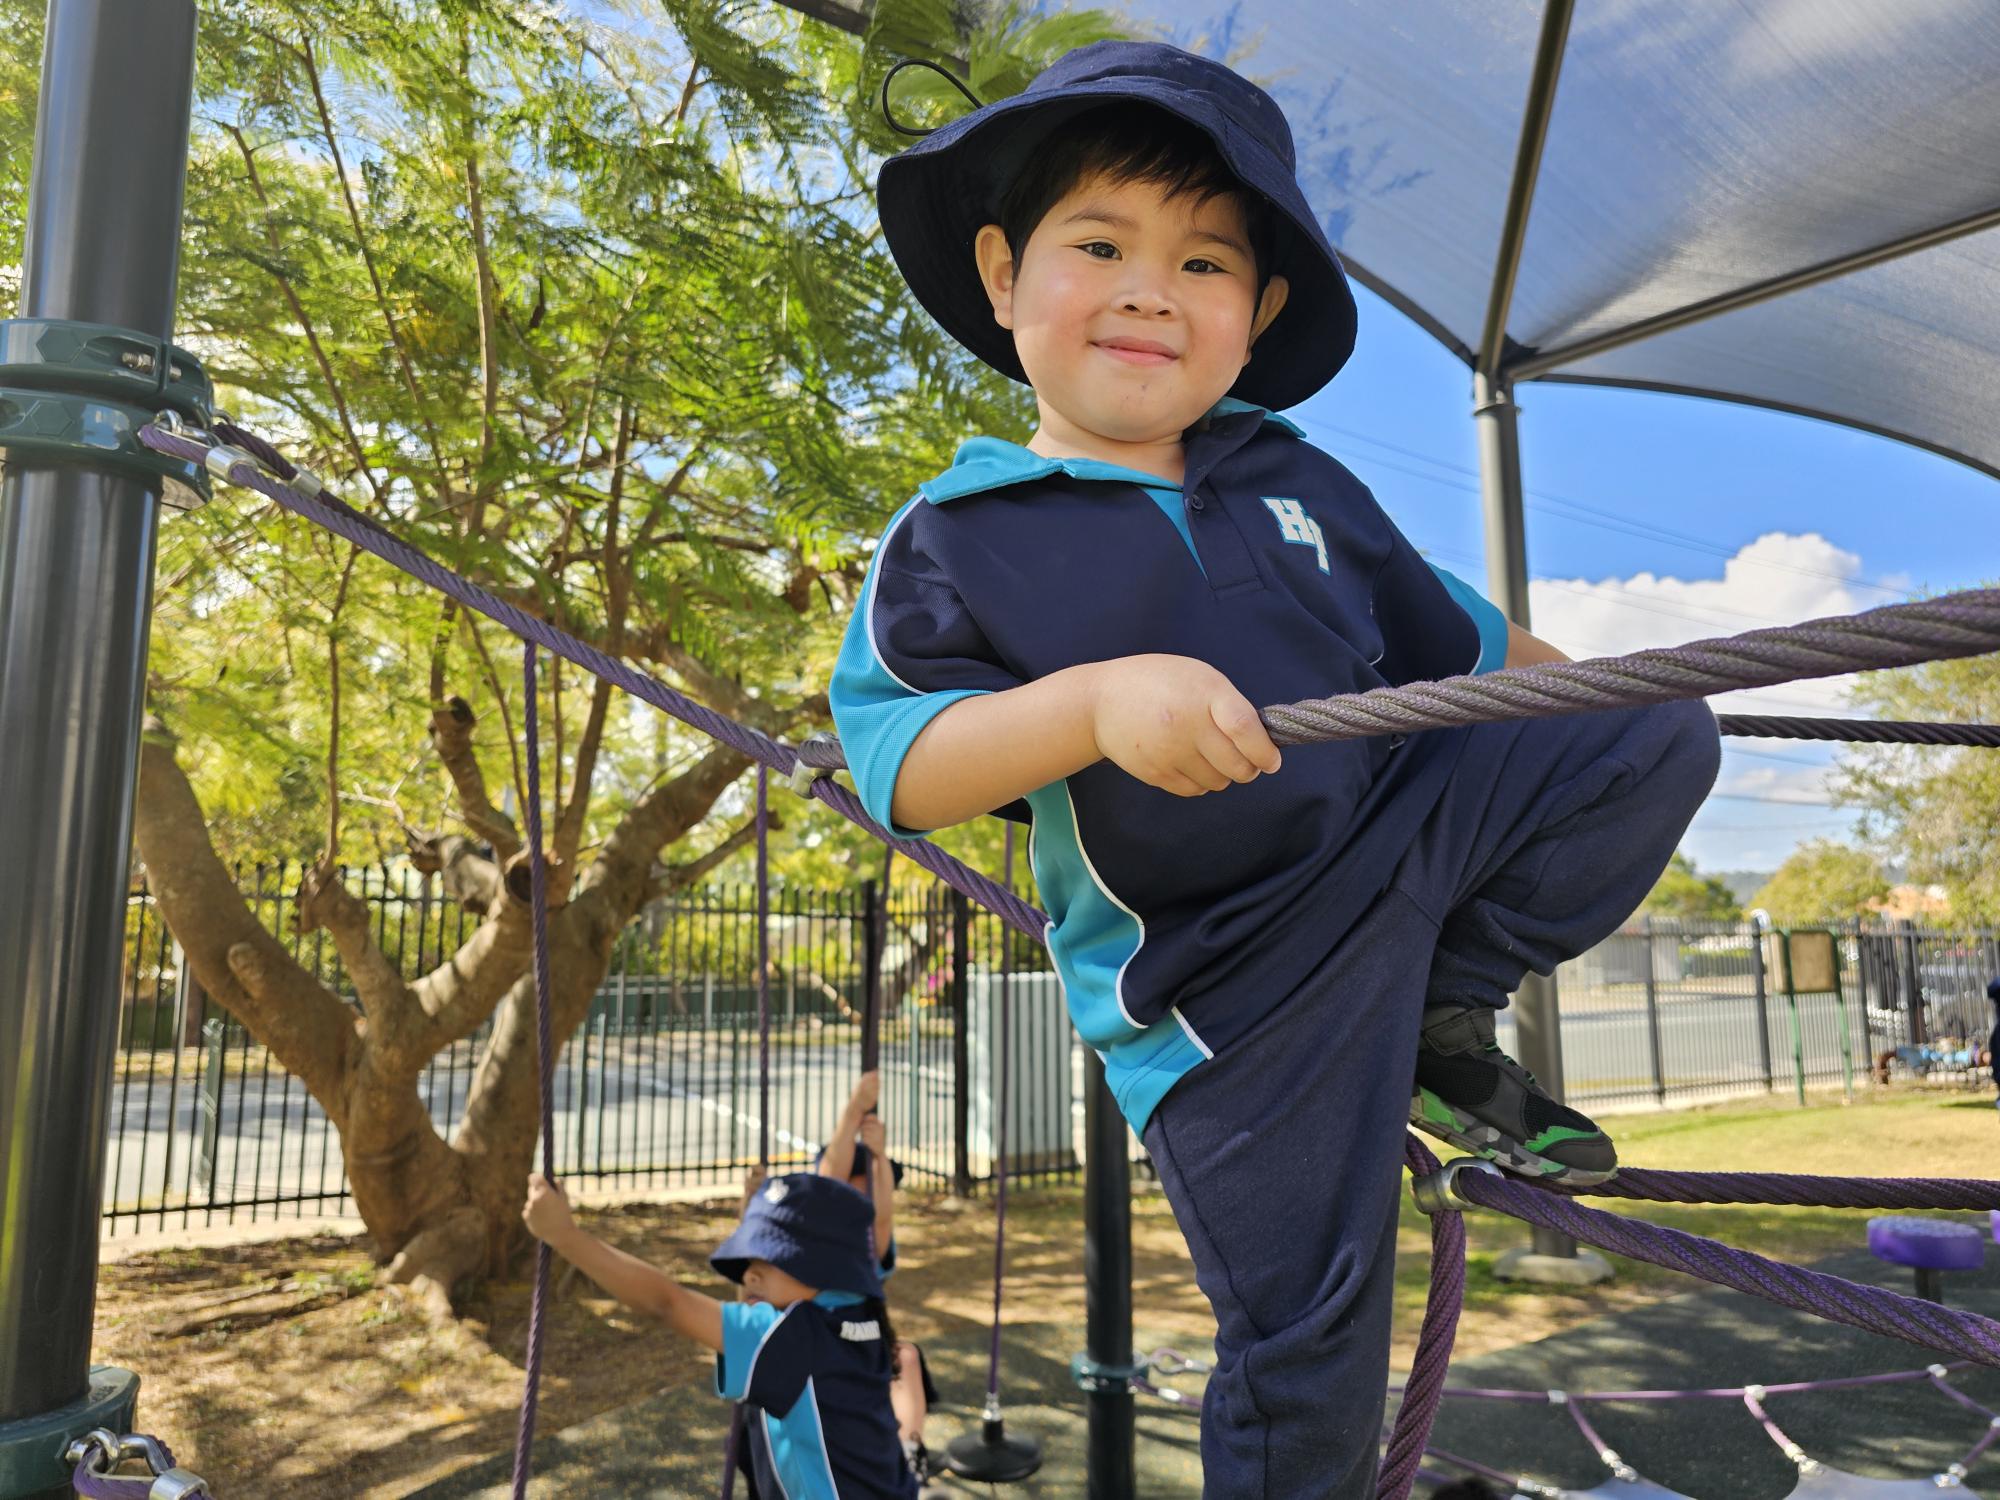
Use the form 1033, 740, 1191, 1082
133, 726, 356, 1111
427, 695, 523, 859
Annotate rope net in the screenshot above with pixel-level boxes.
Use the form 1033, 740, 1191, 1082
127, 420, 2000, 1500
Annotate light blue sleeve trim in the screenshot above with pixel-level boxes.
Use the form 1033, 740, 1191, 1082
716, 1300, 782, 1401
829, 497, 992, 837
1426, 563, 1510, 674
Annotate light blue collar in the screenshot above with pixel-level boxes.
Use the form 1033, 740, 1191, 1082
918, 397, 1303, 505
812, 1289, 866, 1308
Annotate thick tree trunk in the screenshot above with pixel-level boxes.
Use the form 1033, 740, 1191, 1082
132, 722, 754, 1312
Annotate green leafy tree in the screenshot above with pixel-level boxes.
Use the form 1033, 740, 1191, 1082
1836, 610, 2000, 923
1750, 839, 1892, 926
1641, 851, 1741, 922
1, 0, 1121, 1302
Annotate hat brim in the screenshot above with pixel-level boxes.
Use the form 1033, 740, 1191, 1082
708, 1222, 885, 1300
877, 84, 1357, 412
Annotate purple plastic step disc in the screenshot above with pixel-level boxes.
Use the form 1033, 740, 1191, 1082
1866, 1216, 1986, 1272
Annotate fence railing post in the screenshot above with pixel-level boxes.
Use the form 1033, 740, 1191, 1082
1642, 916, 1666, 1103
951, 891, 971, 1196
195, 1017, 225, 1193
1750, 917, 1774, 1092
1853, 920, 1874, 1083
1900, 920, 1927, 1046
861, 878, 882, 1049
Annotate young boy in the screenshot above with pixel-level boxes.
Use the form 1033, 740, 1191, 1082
836, 40, 1719, 1496
523, 1169, 918, 1498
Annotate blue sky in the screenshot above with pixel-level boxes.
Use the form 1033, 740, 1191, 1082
1286, 283, 1999, 877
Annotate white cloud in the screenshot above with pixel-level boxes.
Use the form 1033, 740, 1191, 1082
1528, 531, 1878, 715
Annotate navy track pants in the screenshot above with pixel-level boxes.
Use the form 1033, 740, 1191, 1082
1141, 700, 1721, 1498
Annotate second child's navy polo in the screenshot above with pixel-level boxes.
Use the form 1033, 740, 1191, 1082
831, 400, 1508, 1129
717, 1292, 917, 1499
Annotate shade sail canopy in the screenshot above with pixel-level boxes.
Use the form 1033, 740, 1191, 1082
1062, 0, 2000, 478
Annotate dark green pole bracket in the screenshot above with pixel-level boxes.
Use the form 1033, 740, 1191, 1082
0, 318, 213, 508
0, 1368, 136, 1499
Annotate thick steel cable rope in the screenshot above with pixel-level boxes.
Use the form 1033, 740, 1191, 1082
1448, 1167, 2000, 1366
1259, 591, 2000, 745
511, 643, 559, 1500
1377, 1135, 1467, 1500
140, 426, 1049, 943
1713, 714, 2000, 748
719, 768, 774, 1500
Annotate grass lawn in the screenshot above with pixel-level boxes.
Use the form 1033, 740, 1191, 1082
88, 1085, 1997, 1498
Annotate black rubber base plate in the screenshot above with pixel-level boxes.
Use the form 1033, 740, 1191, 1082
944, 1425, 1044, 1483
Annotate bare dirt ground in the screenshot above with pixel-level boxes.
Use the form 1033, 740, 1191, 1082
89, 1088, 2000, 1498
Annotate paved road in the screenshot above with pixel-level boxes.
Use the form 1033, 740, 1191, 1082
102, 988, 1879, 1227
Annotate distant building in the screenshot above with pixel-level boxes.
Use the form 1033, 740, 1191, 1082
1870, 884, 1953, 922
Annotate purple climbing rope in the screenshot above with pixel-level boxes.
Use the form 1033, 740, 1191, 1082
1259, 589, 2000, 745
137, 424, 1050, 944
1714, 713, 2000, 748
1377, 1135, 1468, 1500
756, 765, 772, 1172
1442, 1165, 2000, 1366
1557, 1166, 2000, 1212
509, 643, 560, 1498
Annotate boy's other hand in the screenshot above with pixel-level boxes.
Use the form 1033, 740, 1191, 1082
858, 1114, 887, 1157
742, 1164, 766, 1200
522, 1172, 575, 1244
1089, 655, 1282, 796
848, 1068, 882, 1116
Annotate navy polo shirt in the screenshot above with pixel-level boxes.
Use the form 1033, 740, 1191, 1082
830, 399, 1508, 1130
717, 1293, 917, 1499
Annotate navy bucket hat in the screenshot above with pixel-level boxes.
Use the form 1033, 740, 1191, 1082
710, 1172, 883, 1299
877, 40, 1358, 412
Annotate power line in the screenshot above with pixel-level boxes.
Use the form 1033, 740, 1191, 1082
1295, 412, 1913, 601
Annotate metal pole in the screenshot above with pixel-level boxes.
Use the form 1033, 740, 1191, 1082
1472, 368, 1574, 1259
0, 4, 197, 1494
1751, 919, 1775, 1091
1082, 1052, 1135, 1500
1642, 918, 1666, 1104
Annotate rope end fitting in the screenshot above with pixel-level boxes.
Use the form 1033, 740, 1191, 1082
1411, 1157, 1502, 1216
787, 732, 842, 798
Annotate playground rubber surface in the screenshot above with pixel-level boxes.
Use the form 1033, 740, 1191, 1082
409, 1242, 2000, 1498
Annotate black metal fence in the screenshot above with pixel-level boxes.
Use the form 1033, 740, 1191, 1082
105, 862, 1070, 1236
1519, 917, 2000, 1110
106, 865, 2000, 1236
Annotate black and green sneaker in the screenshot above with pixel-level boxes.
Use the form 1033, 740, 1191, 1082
1409, 1002, 1617, 1185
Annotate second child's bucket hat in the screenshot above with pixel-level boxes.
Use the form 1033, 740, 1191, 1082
877, 40, 1359, 412
710, 1172, 884, 1299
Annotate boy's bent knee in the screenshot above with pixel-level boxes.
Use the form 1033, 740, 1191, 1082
1637, 698, 1721, 791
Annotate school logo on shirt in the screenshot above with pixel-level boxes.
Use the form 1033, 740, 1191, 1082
839, 1319, 883, 1341
1261, 497, 1329, 574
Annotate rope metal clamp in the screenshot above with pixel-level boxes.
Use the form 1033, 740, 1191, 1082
64, 1429, 212, 1497
0, 319, 212, 507
1071, 1353, 1148, 1394
787, 733, 841, 798
1410, 1157, 1503, 1216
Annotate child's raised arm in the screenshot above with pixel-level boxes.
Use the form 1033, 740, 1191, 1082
858, 1113, 894, 1252
891, 655, 1281, 832
819, 1069, 881, 1183
522, 1173, 723, 1351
